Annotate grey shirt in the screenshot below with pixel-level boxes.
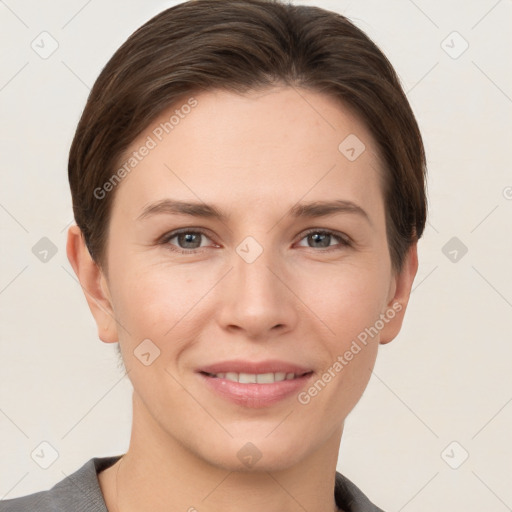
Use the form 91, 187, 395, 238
0, 455, 384, 511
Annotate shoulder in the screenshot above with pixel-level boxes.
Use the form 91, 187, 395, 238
0, 455, 122, 512
334, 471, 386, 512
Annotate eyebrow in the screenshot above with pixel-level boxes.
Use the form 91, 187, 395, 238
137, 198, 372, 225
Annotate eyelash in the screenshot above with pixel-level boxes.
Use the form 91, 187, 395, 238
159, 228, 352, 254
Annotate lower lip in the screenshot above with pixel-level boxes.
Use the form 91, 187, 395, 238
198, 372, 314, 408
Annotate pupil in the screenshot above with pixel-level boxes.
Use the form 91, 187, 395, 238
310, 233, 329, 248
179, 233, 200, 248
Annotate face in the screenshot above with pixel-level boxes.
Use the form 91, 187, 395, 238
85, 86, 411, 471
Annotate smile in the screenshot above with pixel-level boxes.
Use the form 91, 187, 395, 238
202, 371, 311, 383
198, 371, 314, 408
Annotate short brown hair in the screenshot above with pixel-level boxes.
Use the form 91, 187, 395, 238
68, 0, 427, 274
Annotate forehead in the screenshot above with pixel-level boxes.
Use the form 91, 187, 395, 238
111, 86, 384, 221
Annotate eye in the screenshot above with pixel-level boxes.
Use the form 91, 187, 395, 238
160, 229, 215, 253
296, 229, 351, 251
159, 227, 352, 255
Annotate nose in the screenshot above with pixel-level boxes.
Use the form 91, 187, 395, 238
216, 247, 299, 340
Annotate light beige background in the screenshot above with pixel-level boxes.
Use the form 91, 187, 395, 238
1, 1, 511, 510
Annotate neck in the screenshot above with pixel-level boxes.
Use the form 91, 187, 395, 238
103, 392, 343, 512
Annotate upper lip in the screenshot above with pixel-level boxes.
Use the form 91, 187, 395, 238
198, 359, 313, 376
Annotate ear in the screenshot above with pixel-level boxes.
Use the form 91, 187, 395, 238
379, 242, 419, 345
66, 225, 119, 343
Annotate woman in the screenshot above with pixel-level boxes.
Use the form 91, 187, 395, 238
1, 0, 426, 510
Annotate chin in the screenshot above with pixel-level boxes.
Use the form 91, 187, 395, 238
199, 435, 312, 474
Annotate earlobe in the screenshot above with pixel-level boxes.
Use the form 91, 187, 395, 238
66, 225, 119, 343
379, 242, 419, 345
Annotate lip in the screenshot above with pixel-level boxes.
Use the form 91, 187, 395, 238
197, 359, 313, 375
196, 359, 314, 408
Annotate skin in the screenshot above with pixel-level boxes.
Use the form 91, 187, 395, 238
67, 86, 418, 512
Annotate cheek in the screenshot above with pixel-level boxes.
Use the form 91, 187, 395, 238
112, 258, 191, 319
295, 260, 388, 339
110, 267, 204, 398
296, 264, 385, 406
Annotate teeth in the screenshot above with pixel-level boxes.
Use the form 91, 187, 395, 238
211, 372, 299, 383
256, 372, 274, 384
239, 372, 257, 384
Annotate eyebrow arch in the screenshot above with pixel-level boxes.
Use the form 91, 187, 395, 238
137, 199, 230, 222
137, 198, 372, 226
289, 199, 372, 225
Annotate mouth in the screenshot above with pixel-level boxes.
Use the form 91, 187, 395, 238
199, 370, 313, 383
196, 366, 315, 408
